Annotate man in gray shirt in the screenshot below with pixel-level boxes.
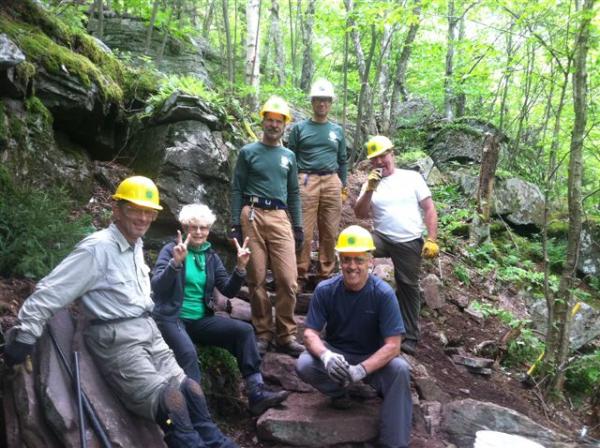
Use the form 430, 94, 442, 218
4, 176, 237, 448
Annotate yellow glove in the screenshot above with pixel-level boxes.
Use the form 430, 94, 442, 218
366, 169, 383, 192
422, 238, 439, 259
341, 187, 349, 202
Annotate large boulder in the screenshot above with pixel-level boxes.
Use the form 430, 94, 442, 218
256, 392, 381, 447
89, 15, 211, 84
528, 300, 600, 351
578, 221, 600, 276
0, 34, 28, 98
442, 399, 575, 448
427, 119, 507, 166
123, 93, 243, 240
452, 170, 544, 227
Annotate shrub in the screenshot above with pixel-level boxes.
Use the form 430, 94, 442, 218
565, 350, 600, 397
0, 169, 93, 279
198, 346, 243, 416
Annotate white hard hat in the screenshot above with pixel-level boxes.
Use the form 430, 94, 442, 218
310, 79, 335, 99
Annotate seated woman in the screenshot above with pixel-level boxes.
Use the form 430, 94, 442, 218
151, 203, 289, 415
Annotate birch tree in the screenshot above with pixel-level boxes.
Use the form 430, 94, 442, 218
299, 0, 316, 92
245, 0, 262, 109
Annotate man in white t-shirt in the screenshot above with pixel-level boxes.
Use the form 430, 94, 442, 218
354, 136, 439, 355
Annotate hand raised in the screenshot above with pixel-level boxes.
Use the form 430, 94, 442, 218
172, 230, 191, 266
235, 236, 251, 270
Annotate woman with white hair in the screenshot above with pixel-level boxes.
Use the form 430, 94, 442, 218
151, 203, 289, 415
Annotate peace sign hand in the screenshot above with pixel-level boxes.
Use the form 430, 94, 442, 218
172, 230, 191, 266
234, 236, 251, 270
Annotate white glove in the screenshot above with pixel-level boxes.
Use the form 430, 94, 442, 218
347, 364, 367, 383
320, 350, 350, 384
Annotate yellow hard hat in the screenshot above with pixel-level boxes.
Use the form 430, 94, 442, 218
366, 135, 394, 159
112, 176, 163, 210
259, 96, 292, 124
335, 225, 375, 252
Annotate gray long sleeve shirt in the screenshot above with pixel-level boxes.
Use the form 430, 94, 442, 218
16, 223, 154, 344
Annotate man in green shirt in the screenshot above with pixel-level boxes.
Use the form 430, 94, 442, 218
230, 96, 305, 358
288, 79, 348, 286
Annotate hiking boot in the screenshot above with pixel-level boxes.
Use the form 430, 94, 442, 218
330, 392, 353, 410
248, 384, 290, 416
256, 339, 271, 356
277, 339, 305, 357
401, 339, 417, 355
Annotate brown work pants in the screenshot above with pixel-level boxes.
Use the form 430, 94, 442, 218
241, 205, 298, 345
297, 173, 342, 280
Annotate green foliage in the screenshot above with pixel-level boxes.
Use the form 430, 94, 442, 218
564, 350, 600, 397
453, 264, 471, 285
198, 346, 242, 416
0, 167, 93, 279
505, 328, 545, 368
396, 149, 428, 165
145, 75, 225, 115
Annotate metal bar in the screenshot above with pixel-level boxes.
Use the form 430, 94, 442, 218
48, 328, 112, 448
73, 351, 87, 448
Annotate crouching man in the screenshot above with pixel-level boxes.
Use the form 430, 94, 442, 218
295, 225, 412, 448
3, 176, 237, 448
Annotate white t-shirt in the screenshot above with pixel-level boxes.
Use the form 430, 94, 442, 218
359, 168, 431, 243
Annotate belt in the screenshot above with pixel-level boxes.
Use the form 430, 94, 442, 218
90, 311, 150, 326
243, 196, 287, 210
299, 170, 335, 176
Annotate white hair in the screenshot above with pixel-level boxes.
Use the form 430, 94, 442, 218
178, 203, 216, 226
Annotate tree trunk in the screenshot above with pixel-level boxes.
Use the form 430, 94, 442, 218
222, 0, 234, 84
444, 0, 457, 120
299, 0, 316, 92
156, 5, 174, 66
387, 0, 422, 134
288, 0, 299, 86
245, 0, 262, 110
145, 0, 160, 54
545, 0, 595, 394
469, 132, 500, 245
203, 0, 216, 38
378, 24, 393, 132
269, 0, 286, 86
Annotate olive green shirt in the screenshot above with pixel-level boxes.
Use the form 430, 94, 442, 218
231, 142, 302, 226
287, 119, 347, 186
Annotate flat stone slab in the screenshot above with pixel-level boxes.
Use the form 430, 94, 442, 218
257, 392, 381, 447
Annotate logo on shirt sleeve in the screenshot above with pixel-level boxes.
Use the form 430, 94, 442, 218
328, 131, 338, 143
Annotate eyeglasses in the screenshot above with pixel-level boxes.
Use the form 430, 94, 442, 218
187, 224, 211, 233
121, 204, 158, 221
340, 256, 369, 266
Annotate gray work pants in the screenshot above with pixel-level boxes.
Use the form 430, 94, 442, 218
373, 232, 423, 343
296, 348, 412, 448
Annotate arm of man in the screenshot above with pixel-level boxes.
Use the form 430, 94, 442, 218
354, 183, 372, 219
337, 129, 348, 187
359, 335, 401, 374
420, 196, 438, 241
231, 150, 249, 226
287, 153, 303, 227
303, 327, 328, 358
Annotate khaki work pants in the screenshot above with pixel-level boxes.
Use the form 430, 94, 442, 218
241, 205, 298, 345
297, 173, 342, 280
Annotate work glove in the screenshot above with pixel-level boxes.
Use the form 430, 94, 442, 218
320, 349, 350, 384
347, 364, 367, 383
341, 187, 349, 203
228, 224, 243, 245
421, 238, 440, 259
366, 169, 383, 192
4, 333, 34, 367
293, 226, 304, 252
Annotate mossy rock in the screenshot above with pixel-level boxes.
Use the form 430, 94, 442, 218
198, 346, 244, 417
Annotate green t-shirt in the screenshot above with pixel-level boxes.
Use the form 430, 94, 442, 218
180, 242, 211, 320
231, 141, 302, 226
287, 119, 348, 186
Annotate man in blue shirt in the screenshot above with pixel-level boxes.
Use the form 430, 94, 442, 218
296, 225, 412, 448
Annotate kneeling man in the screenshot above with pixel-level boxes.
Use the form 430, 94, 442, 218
296, 225, 412, 448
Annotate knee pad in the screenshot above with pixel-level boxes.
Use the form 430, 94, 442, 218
156, 383, 192, 432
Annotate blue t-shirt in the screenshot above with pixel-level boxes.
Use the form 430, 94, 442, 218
305, 274, 405, 355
